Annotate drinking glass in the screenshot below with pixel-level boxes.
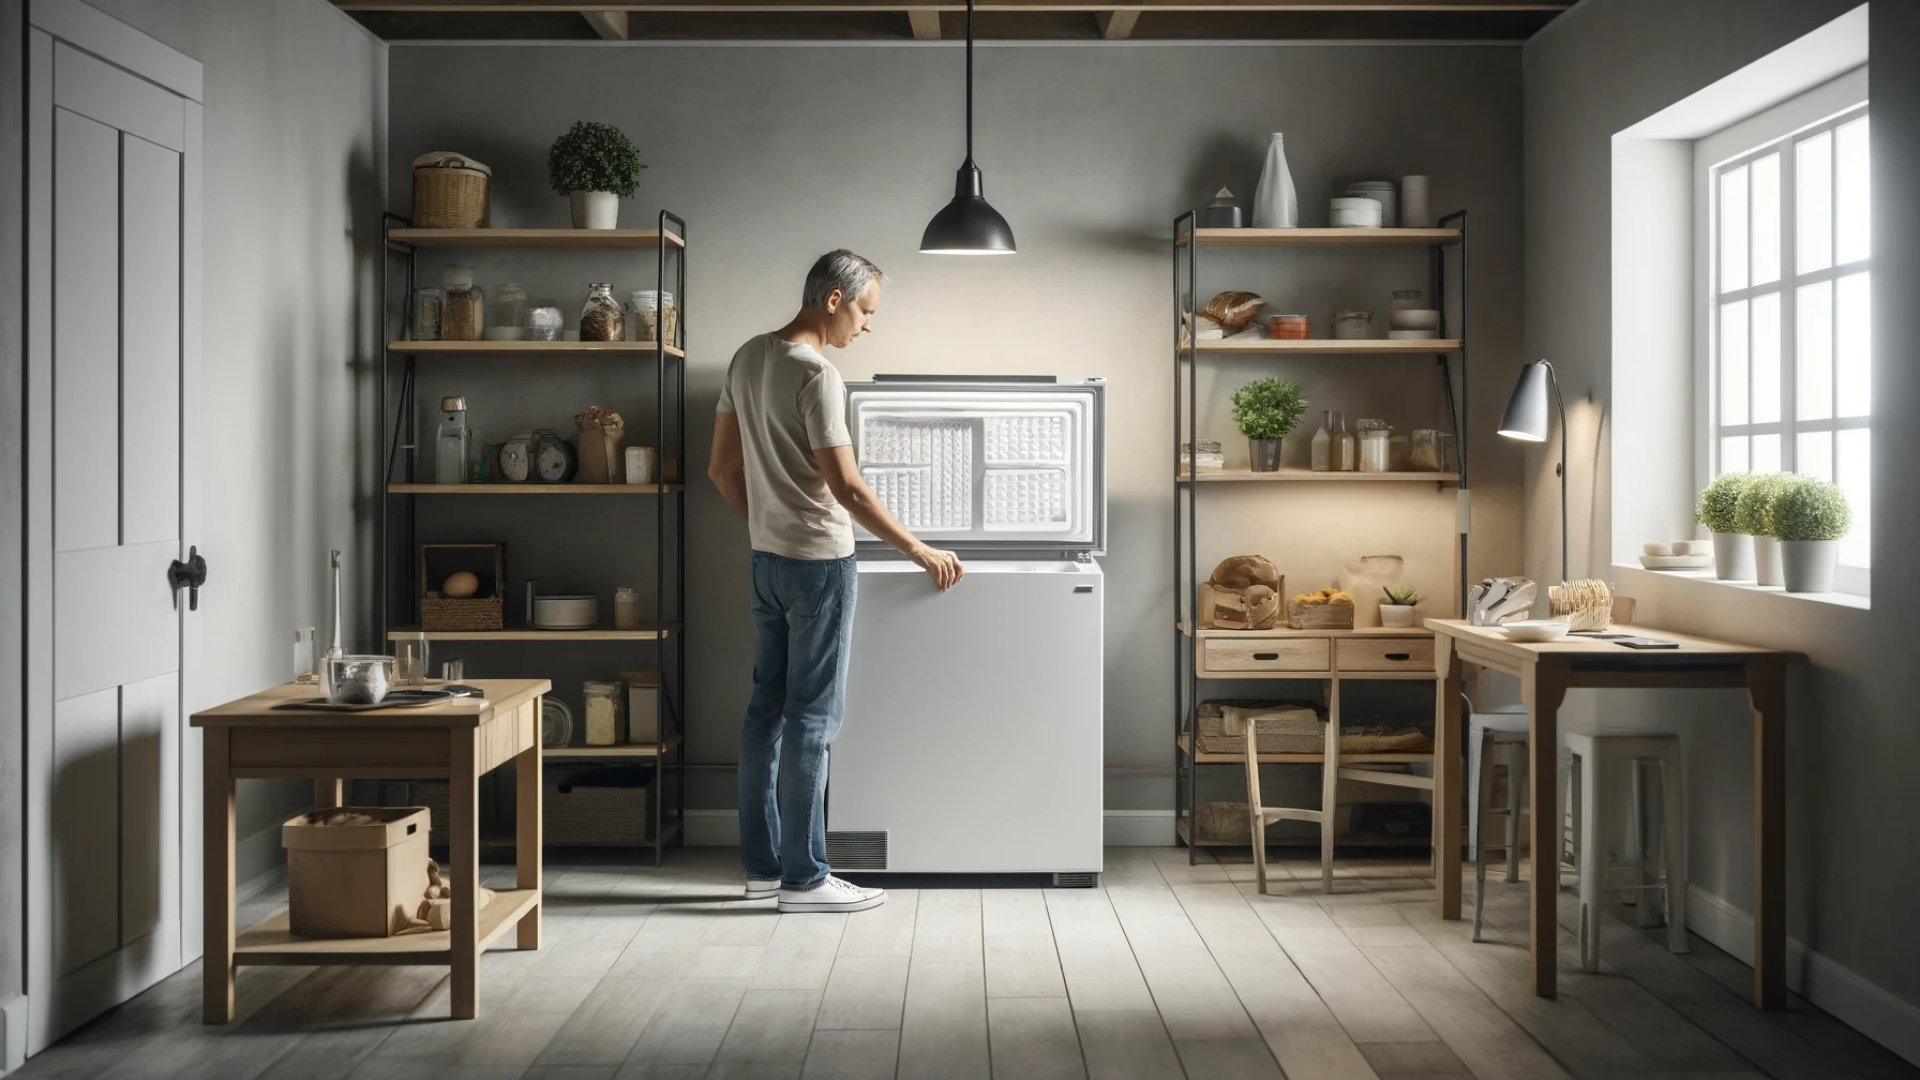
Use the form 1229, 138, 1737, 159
393, 631, 429, 687
293, 628, 319, 685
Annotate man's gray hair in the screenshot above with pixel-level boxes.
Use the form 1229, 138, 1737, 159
802, 249, 886, 309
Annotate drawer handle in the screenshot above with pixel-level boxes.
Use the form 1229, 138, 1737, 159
1253, 652, 1280, 661
1385, 652, 1411, 661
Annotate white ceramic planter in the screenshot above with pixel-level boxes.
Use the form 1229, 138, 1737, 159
1711, 532, 1753, 581
1379, 604, 1416, 628
1252, 133, 1298, 229
570, 190, 620, 229
1781, 540, 1838, 594
1752, 535, 1783, 587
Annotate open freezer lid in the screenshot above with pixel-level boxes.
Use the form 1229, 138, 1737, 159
846, 376, 1106, 557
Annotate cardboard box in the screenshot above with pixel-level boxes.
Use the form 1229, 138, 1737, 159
619, 668, 662, 743
283, 807, 430, 938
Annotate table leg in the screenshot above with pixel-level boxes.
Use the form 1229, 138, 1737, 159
1434, 635, 1464, 920
315, 777, 341, 808
1524, 661, 1567, 999
203, 727, 235, 1024
1749, 660, 1787, 1010
1321, 678, 1338, 894
517, 695, 543, 950
450, 728, 480, 1020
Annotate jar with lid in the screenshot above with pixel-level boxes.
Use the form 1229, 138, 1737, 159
1356, 420, 1392, 473
1391, 289, 1426, 312
582, 680, 626, 746
1410, 428, 1450, 472
580, 283, 624, 342
492, 283, 527, 338
614, 586, 641, 630
436, 396, 471, 485
411, 286, 444, 341
1331, 310, 1373, 340
442, 266, 484, 341
627, 290, 677, 345
527, 301, 564, 342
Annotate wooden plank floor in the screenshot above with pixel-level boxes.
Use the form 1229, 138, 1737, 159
16, 847, 1915, 1080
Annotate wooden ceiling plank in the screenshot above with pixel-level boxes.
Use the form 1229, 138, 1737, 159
908, 8, 941, 36
581, 9, 630, 34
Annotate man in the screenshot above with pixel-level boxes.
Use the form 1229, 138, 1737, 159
709, 250, 964, 913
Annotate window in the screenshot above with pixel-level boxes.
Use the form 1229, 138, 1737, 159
1709, 99, 1870, 594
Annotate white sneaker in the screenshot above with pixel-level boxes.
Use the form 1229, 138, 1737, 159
745, 877, 781, 900
777, 875, 885, 913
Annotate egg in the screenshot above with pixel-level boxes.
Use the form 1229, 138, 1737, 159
442, 571, 480, 599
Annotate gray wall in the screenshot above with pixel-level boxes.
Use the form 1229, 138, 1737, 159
2, 0, 26, 1044
1523, 0, 1920, 1048
387, 43, 1524, 818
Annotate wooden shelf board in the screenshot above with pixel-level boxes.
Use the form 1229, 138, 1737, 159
546, 734, 682, 758
233, 888, 538, 966
1177, 227, 1460, 248
1180, 468, 1460, 484
390, 227, 683, 249
1191, 339, 1460, 355
1179, 623, 1436, 640
387, 625, 678, 642
1177, 734, 1433, 765
1176, 818, 1429, 849
388, 340, 684, 359
471, 816, 683, 852
1197, 671, 1436, 682
388, 483, 683, 495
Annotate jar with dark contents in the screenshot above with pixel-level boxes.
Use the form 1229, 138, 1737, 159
580, 283, 625, 342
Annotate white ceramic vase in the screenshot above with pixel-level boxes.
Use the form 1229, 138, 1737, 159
1710, 532, 1753, 581
1400, 175, 1430, 228
1252, 133, 1299, 229
1781, 540, 1838, 594
1379, 604, 1416, 628
570, 190, 620, 230
1752, 535, 1783, 587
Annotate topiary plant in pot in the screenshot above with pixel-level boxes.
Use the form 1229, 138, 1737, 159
1695, 471, 1755, 581
548, 121, 645, 229
1230, 377, 1307, 472
1733, 472, 1796, 586
1771, 477, 1852, 594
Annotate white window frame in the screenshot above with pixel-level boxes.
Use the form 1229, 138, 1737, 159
1696, 67, 1870, 597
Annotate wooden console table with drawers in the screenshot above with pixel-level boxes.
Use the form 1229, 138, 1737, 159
191, 678, 549, 1022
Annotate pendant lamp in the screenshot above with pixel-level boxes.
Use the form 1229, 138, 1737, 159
919, 0, 1016, 255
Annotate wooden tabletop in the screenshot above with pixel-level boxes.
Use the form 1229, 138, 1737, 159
1424, 620, 1805, 666
191, 678, 551, 729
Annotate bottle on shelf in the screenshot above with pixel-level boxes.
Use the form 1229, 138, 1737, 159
436, 396, 471, 485
1310, 411, 1331, 472
1331, 412, 1357, 472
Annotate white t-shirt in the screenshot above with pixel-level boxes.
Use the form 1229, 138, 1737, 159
715, 333, 855, 560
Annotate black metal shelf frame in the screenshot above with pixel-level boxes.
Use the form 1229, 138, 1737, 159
1170, 210, 1471, 863
377, 211, 689, 865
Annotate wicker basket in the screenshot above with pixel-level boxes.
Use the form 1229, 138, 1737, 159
420, 543, 505, 631
412, 152, 491, 229
1286, 599, 1355, 631
545, 765, 653, 846
421, 596, 503, 632
1196, 801, 1254, 844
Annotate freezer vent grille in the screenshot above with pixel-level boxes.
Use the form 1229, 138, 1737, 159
1052, 872, 1100, 888
826, 831, 889, 870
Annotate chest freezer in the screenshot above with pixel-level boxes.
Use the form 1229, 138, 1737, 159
827, 377, 1106, 880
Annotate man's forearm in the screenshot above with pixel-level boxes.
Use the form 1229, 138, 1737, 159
713, 469, 750, 520
837, 481, 922, 556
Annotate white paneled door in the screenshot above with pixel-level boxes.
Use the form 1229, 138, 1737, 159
26, 0, 204, 1055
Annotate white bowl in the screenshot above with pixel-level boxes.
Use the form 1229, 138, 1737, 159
1330, 197, 1382, 211
1389, 308, 1441, 331
532, 594, 598, 630
1330, 209, 1383, 229
1387, 329, 1439, 340
1672, 540, 1709, 556
1501, 620, 1570, 643
1643, 542, 1674, 556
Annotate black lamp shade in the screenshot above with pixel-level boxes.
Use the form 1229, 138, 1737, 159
1497, 361, 1552, 442
920, 160, 1016, 255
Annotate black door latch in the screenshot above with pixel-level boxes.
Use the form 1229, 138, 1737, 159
169, 546, 207, 611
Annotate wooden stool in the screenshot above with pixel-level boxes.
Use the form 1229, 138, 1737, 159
1565, 732, 1689, 971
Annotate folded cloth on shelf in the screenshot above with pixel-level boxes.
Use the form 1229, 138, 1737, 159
1197, 700, 1432, 755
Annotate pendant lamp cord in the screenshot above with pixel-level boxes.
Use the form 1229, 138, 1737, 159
965, 0, 975, 161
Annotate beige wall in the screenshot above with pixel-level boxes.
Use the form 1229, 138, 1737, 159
1524, 0, 1920, 1056
387, 41, 1525, 820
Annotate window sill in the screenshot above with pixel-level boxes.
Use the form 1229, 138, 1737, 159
1610, 563, 1870, 611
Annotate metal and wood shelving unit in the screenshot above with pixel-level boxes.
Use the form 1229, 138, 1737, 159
379, 212, 688, 864
1172, 214, 1471, 865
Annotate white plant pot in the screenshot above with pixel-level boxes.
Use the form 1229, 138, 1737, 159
1752, 535, 1783, 587
570, 190, 620, 230
1710, 532, 1753, 581
1780, 540, 1838, 594
1379, 604, 1416, 628
1251, 133, 1298, 229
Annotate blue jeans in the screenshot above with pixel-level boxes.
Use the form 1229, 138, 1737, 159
739, 551, 858, 890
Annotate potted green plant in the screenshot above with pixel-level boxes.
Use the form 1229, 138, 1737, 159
1733, 472, 1795, 587
1379, 584, 1422, 628
548, 121, 645, 230
1230, 377, 1307, 472
1772, 477, 1852, 593
1695, 472, 1755, 581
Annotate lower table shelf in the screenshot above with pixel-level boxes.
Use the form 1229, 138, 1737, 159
1176, 734, 1433, 766
466, 815, 683, 852
1175, 818, 1430, 850
234, 888, 540, 966
546, 734, 682, 758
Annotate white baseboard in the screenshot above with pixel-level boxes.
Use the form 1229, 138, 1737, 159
1, 994, 26, 1073
684, 809, 739, 847
1104, 810, 1176, 846
1687, 885, 1920, 1067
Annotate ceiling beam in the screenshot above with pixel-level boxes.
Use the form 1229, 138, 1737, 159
338, 1, 1569, 12
581, 9, 630, 33
1093, 8, 1137, 36
908, 8, 941, 35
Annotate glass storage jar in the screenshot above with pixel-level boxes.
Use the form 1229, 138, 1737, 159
1410, 428, 1449, 471
580, 283, 624, 342
614, 586, 641, 631
627, 290, 677, 345
441, 266, 484, 341
492, 283, 527, 335
1331, 310, 1373, 340
411, 286, 444, 341
1359, 428, 1392, 472
582, 680, 625, 746
528, 302, 564, 342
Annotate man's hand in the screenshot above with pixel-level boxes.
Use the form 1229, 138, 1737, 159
910, 545, 965, 592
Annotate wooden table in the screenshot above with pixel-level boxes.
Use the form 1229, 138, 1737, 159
1425, 621, 1803, 1009
191, 678, 549, 1022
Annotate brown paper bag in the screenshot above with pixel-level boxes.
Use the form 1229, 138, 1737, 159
574, 406, 627, 484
